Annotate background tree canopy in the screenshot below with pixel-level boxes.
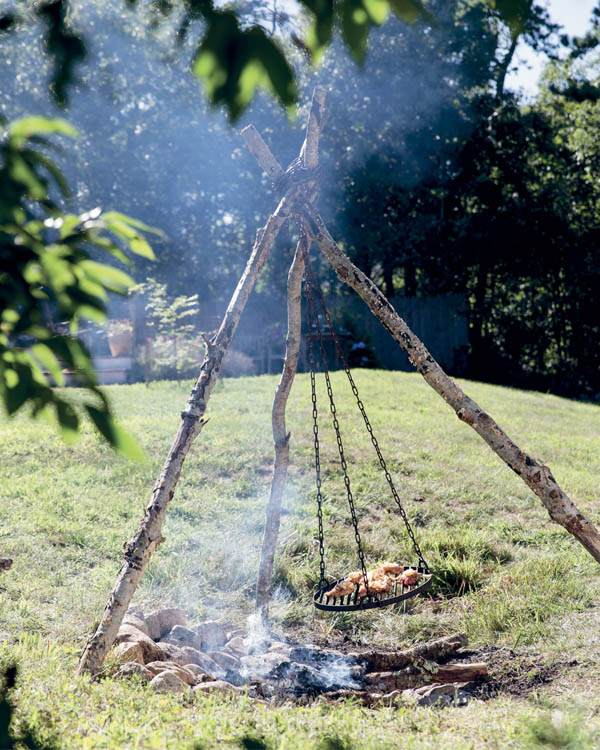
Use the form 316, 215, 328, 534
1, 0, 599, 453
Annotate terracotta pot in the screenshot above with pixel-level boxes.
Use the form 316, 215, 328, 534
108, 332, 133, 357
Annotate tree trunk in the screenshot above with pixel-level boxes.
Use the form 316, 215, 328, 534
248, 87, 326, 622
255, 237, 305, 622
77, 199, 292, 677
364, 663, 488, 692
303, 208, 600, 564
242, 112, 600, 566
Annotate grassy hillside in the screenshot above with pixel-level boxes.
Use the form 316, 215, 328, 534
1, 371, 600, 748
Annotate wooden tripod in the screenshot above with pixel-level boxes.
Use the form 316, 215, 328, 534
78, 87, 600, 677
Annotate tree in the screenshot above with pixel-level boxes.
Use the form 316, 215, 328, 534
1, 0, 593, 453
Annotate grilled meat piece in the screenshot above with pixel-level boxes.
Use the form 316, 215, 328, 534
378, 562, 404, 575
326, 579, 356, 598
401, 568, 420, 586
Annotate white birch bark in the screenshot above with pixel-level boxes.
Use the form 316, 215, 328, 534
304, 209, 600, 564
253, 87, 326, 622
77, 199, 293, 677
255, 239, 305, 622
243, 109, 600, 565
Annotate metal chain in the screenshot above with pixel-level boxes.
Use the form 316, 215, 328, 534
306, 311, 327, 586
303, 248, 429, 571
304, 260, 370, 593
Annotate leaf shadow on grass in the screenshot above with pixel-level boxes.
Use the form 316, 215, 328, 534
0, 663, 58, 750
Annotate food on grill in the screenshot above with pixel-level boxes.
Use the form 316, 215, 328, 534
378, 562, 404, 575
401, 568, 420, 586
325, 579, 356, 598
325, 562, 420, 599
346, 571, 364, 583
358, 576, 392, 597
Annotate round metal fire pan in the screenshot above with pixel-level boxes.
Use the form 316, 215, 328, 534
313, 566, 432, 612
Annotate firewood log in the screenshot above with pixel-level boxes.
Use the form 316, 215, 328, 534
364, 662, 488, 691
348, 633, 467, 672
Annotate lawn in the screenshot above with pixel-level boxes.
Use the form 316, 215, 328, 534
1, 370, 600, 748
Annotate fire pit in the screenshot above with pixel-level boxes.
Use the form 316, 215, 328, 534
111, 607, 488, 707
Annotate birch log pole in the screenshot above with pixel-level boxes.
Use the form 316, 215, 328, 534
255, 238, 305, 622
77, 200, 292, 677
253, 87, 325, 622
242, 112, 600, 565
304, 210, 600, 563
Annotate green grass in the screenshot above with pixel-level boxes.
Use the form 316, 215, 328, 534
1, 371, 600, 748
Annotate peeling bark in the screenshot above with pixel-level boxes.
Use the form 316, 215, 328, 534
254, 88, 326, 623
243, 106, 600, 566
364, 663, 488, 691
255, 240, 305, 622
77, 200, 293, 677
306, 210, 600, 563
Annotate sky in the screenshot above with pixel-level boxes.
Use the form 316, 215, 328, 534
506, 0, 598, 96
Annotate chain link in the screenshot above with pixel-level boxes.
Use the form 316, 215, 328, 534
302, 246, 429, 571
307, 323, 327, 586
304, 258, 370, 594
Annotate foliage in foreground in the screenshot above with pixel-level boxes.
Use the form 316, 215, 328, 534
0, 0, 532, 121
0, 115, 157, 456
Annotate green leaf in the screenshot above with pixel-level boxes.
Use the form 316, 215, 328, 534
363, 0, 390, 25
192, 12, 296, 121
85, 405, 145, 460
102, 212, 157, 260
341, 0, 370, 64
30, 344, 65, 386
387, 0, 429, 24
8, 116, 78, 143
80, 260, 135, 294
9, 155, 47, 200
101, 211, 162, 235
55, 398, 79, 440
26, 150, 71, 199
491, 0, 530, 35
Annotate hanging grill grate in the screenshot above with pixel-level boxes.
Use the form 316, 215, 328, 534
313, 564, 433, 612
301, 234, 432, 612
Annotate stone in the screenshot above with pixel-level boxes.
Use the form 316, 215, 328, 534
122, 613, 149, 637
156, 608, 188, 637
149, 670, 189, 694
226, 628, 246, 641
145, 660, 182, 676
144, 661, 196, 685
145, 613, 161, 641
113, 641, 144, 665
185, 664, 213, 682
115, 624, 165, 663
116, 662, 154, 683
195, 621, 227, 651
163, 625, 201, 650
179, 648, 226, 679
268, 641, 291, 657
223, 636, 247, 658
158, 642, 189, 666
207, 650, 241, 672
193, 680, 242, 695
402, 682, 471, 708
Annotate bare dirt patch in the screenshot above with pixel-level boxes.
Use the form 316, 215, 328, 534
452, 646, 574, 698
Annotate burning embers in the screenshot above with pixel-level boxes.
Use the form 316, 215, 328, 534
111, 608, 488, 707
